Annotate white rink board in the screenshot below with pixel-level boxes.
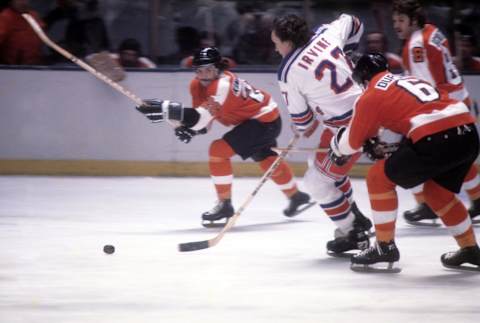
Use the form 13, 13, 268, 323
1, 68, 479, 163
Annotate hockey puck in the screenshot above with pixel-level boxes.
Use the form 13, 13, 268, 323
103, 244, 115, 254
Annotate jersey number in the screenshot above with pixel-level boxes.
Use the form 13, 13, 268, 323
396, 78, 440, 103
314, 47, 353, 94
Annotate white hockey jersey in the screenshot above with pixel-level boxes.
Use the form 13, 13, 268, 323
277, 14, 364, 132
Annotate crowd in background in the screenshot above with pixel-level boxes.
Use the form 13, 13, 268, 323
1, 0, 480, 72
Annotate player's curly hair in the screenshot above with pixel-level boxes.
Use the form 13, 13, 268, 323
392, 0, 426, 28
272, 14, 312, 49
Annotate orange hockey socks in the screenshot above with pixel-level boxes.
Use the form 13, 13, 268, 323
209, 139, 235, 200
366, 161, 398, 242
259, 156, 297, 197
423, 181, 477, 248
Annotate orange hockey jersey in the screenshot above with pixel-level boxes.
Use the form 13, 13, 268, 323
402, 24, 469, 102
189, 71, 279, 127
337, 72, 474, 155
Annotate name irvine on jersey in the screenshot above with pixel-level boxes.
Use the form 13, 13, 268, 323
297, 37, 332, 70
374, 73, 395, 90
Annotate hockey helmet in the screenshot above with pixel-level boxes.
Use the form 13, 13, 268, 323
352, 53, 389, 84
192, 47, 222, 67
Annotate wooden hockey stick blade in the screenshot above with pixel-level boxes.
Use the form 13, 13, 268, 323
22, 14, 143, 106
178, 134, 300, 252
178, 213, 239, 252
85, 51, 126, 82
178, 240, 210, 252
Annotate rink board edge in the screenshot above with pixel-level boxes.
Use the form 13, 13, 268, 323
0, 160, 371, 177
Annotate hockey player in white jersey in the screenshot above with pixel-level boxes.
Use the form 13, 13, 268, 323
271, 14, 372, 255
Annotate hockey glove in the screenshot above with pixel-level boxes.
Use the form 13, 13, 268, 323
136, 99, 184, 123
136, 99, 165, 122
174, 126, 207, 144
362, 137, 399, 161
328, 126, 351, 166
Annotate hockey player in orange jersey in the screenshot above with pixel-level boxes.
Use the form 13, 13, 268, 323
329, 53, 480, 272
137, 47, 313, 227
392, 0, 480, 225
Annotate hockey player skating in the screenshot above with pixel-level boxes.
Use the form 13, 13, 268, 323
329, 53, 480, 272
271, 14, 372, 255
392, 0, 480, 226
137, 47, 313, 228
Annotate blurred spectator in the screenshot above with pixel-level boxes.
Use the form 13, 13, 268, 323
166, 26, 200, 65
365, 31, 403, 72
112, 38, 155, 68
44, 0, 110, 61
227, 2, 278, 65
454, 25, 480, 73
0, 0, 45, 65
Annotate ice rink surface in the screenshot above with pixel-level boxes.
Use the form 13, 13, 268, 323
1, 176, 479, 323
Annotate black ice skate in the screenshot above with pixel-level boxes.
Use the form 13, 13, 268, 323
441, 245, 480, 272
283, 191, 315, 217
403, 203, 440, 227
351, 240, 401, 273
468, 198, 480, 224
326, 226, 370, 257
351, 202, 373, 235
201, 199, 234, 228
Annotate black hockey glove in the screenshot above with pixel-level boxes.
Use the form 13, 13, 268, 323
136, 99, 184, 123
362, 137, 399, 161
136, 99, 165, 122
328, 126, 351, 166
175, 126, 207, 144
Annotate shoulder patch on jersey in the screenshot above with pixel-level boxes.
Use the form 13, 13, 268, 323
429, 28, 446, 49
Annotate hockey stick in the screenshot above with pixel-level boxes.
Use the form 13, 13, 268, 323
22, 14, 145, 107
273, 142, 400, 154
272, 147, 328, 153
178, 133, 301, 252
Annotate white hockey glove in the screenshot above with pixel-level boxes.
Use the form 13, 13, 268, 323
328, 126, 351, 166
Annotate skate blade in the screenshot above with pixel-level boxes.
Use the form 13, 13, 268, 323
327, 251, 355, 259
442, 264, 480, 272
472, 219, 480, 225
284, 202, 316, 217
405, 219, 441, 227
350, 262, 401, 273
201, 220, 227, 228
